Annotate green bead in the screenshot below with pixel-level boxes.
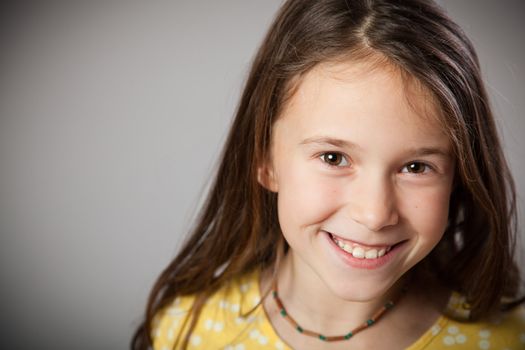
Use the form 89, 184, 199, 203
296, 326, 303, 333
272, 291, 277, 298
366, 319, 374, 326
344, 332, 353, 339
385, 301, 394, 309
319, 335, 327, 341
280, 309, 287, 317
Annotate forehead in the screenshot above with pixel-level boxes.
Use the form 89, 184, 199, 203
270, 57, 453, 161
277, 58, 447, 141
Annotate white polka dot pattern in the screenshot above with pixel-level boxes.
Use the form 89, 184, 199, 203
151, 270, 525, 349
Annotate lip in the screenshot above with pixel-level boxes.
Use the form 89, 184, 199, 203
327, 231, 397, 249
322, 231, 406, 270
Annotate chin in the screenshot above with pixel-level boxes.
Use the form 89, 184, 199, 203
322, 272, 399, 302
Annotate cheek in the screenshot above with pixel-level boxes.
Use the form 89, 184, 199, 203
276, 160, 341, 234
406, 187, 451, 242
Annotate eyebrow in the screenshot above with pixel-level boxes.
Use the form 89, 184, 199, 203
409, 146, 452, 159
300, 136, 363, 150
299, 136, 452, 159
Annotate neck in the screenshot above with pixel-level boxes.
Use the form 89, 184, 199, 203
276, 252, 406, 334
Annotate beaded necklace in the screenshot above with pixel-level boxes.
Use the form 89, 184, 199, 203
271, 279, 403, 342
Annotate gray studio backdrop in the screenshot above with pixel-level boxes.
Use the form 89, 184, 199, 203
0, 1, 523, 349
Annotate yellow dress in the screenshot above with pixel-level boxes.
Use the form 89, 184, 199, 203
152, 269, 525, 349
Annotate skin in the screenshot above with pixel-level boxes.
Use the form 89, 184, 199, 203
258, 58, 456, 349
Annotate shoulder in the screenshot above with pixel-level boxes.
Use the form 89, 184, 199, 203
414, 304, 525, 349
445, 306, 524, 348
152, 269, 285, 350
151, 292, 196, 349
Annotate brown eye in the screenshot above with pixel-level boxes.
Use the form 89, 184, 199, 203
405, 162, 428, 174
320, 152, 349, 167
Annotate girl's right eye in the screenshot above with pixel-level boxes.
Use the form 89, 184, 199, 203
319, 152, 350, 167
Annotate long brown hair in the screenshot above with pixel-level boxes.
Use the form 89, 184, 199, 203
132, 0, 522, 348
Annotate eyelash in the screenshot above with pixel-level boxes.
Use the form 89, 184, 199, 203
318, 152, 435, 175
319, 152, 350, 168
400, 162, 435, 175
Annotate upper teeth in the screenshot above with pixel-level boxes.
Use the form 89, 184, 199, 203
334, 237, 390, 259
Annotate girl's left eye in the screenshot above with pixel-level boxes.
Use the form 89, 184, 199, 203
402, 162, 433, 174
320, 152, 350, 167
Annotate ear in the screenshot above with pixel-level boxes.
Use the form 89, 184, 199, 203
257, 161, 278, 192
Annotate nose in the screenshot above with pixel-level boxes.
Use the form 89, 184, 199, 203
347, 173, 399, 232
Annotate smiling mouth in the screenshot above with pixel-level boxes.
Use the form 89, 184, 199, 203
327, 232, 404, 260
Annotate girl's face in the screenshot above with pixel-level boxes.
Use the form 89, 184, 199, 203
260, 59, 456, 301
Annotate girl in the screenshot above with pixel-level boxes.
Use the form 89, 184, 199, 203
133, 0, 525, 349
